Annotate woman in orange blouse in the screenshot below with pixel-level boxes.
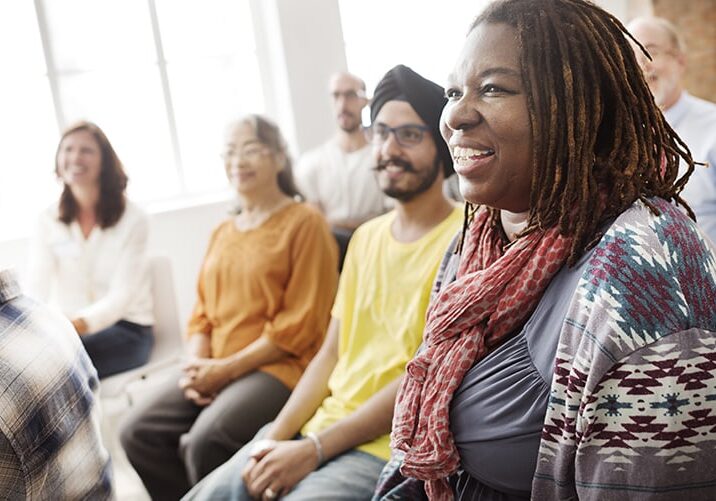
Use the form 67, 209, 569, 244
121, 115, 338, 500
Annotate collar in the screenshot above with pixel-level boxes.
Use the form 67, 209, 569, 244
0, 269, 21, 305
500, 209, 529, 242
663, 91, 690, 127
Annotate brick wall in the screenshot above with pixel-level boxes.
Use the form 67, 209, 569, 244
653, 0, 716, 103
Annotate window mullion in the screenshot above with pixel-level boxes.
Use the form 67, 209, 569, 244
146, 0, 186, 193
33, 0, 65, 132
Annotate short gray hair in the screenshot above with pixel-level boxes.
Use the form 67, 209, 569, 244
634, 16, 687, 53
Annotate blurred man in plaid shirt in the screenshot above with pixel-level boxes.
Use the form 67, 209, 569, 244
0, 268, 113, 499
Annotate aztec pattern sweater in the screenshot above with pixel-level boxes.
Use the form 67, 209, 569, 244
532, 198, 716, 499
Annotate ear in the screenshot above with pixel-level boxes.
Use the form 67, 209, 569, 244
275, 151, 287, 171
675, 51, 687, 74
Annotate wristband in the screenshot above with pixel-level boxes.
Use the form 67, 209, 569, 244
305, 432, 324, 465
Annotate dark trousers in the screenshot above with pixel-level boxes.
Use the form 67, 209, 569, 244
120, 370, 292, 501
332, 227, 354, 272
81, 320, 153, 379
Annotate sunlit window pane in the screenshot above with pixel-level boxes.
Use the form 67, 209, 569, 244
0, 2, 56, 239
0, 78, 60, 238
168, 59, 265, 193
155, 0, 257, 62
338, 0, 485, 94
157, 0, 264, 194
42, 0, 156, 72
58, 67, 180, 201
0, 2, 46, 76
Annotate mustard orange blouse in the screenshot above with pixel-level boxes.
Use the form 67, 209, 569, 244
187, 203, 338, 389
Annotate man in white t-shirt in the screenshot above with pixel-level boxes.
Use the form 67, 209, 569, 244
628, 17, 716, 246
295, 72, 389, 266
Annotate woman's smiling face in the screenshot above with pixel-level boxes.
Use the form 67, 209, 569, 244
223, 122, 282, 195
441, 22, 533, 213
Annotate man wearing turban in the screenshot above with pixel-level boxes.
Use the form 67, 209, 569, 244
183, 65, 462, 500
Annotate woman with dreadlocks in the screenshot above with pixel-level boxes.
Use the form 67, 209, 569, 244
375, 0, 716, 499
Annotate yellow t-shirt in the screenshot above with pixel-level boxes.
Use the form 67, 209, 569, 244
302, 206, 462, 460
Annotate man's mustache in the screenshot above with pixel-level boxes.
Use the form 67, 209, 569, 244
373, 157, 416, 172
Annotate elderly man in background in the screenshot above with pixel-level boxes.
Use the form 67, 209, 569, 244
629, 16, 716, 246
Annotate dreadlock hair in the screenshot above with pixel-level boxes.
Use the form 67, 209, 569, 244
459, 0, 695, 265
56, 121, 128, 229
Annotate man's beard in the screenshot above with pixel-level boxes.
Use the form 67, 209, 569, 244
338, 112, 361, 133
374, 155, 441, 202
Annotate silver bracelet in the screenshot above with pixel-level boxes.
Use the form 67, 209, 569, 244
305, 431, 324, 465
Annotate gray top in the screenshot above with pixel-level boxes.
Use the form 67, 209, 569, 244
443, 246, 594, 500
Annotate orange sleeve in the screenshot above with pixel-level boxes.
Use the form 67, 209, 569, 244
186, 223, 223, 338
262, 210, 338, 356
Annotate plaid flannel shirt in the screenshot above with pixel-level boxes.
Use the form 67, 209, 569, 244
0, 269, 113, 500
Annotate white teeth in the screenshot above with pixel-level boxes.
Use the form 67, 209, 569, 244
453, 146, 493, 159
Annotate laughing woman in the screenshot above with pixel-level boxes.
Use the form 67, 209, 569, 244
121, 115, 339, 500
377, 0, 716, 500
28, 121, 154, 379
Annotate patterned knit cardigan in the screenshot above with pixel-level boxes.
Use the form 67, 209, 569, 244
532, 199, 716, 500
375, 199, 716, 500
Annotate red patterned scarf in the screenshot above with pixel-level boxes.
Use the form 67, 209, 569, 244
391, 208, 572, 500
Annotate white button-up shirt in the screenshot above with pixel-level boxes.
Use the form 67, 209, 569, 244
26, 200, 153, 332
664, 92, 716, 245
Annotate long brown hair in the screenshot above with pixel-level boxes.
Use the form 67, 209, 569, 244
56, 121, 128, 228
461, 0, 694, 265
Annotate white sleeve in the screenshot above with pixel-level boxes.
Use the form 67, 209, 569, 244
25, 211, 57, 302
76, 210, 150, 332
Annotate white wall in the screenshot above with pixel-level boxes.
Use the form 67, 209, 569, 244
0, 238, 27, 277
251, 0, 347, 156
594, 0, 653, 21
145, 199, 232, 326
275, 0, 348, 153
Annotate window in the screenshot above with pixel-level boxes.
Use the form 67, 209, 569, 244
155, 0, 264, 193
338, 0, 486, 96
0, 0, 263, 241
0, 1, 59, 240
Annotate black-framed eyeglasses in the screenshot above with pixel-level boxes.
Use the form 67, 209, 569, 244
365, 123, 431, 147
331, 90, 367, 101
